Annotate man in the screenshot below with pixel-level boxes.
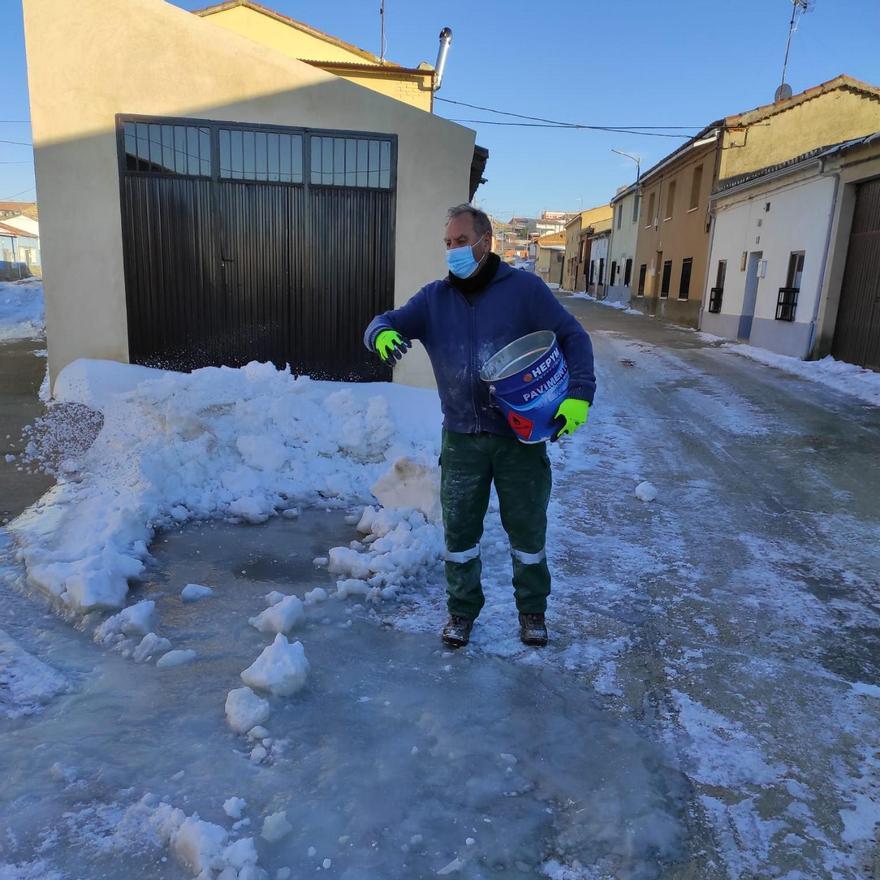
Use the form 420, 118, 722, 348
363, 205, 595, 649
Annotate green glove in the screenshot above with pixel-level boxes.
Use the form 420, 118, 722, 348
374, 329, 411, 364
552, 398, 590, 440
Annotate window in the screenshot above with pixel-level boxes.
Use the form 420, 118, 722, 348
589, 260, 595, 284
709, 260, 726, 313
660, 260, 672, 297
610, 260, 617, 284
646, 192, 655, 228
624, 258, 633, 286
310, 136, 392, 188
219, 129, 303, 182
665, 181, 676, 220
124, 121, 211, 176
679, 257, 693, 299
632, 193, 640, 224
598, 258, 605, 285
616, 204, 622, 230
637, 264, 647, 296
689, 165, 702, 210
777, 251, 805, 321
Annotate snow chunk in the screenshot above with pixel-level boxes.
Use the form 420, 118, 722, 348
157, 649, 197, 668
172, 815, 228, 875
635, 481, 658, 503
265, 591, 286, 607
133, 633, 172, 663
95, 600, 156, 645
261, 810, 292, 842
223, 797, 247, 819
304, 587, 327, 605
225, 687, 271, 734
371, 456, 441, 522
181, 583, 214, 602
335, 578, 371, 599
249, 595, 304, 634
240, 634, 309, 697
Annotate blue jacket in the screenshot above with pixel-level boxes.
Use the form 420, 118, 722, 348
364, 262, 596, 437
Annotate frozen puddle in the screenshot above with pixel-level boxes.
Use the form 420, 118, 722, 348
1, 512, 696, 879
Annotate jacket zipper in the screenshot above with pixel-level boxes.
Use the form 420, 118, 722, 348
452, 286, 481, 433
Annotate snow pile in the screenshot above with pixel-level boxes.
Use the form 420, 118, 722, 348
225, 687, 271, 735
726, 345, 880, 407
9, 358, 441, 613
370, 457, 441, 521
240, 634, 309, 697
0, 279, 44, 341
248, 595, 303, 634
326, 504, 444, 596
132, 633, 172, 663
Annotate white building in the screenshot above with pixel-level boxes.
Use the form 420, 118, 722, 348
606, 183, 640, 304
586, 221, 612, 299
701, 132, 880, 367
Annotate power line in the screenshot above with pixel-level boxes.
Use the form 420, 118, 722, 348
0, 185, 36, 201
447, 118, 690, 138
0, 138, 33, 146
0, 161, 33, 165
436, 97, 703, 133
0, 120, 32, 124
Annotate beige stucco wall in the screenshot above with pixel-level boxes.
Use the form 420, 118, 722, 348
633, 141, 715, 326
201, 5, 434, 112
720, 88, 880, 180
23, 0, 474, 389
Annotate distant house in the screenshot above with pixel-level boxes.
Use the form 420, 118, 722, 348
607, 183, 639, 304
0, 201, 38, 222
633, 75, 880, 329
195, 0, 438, 112
562, 205, 613, 292
23, 0, 485, 390
586, 220, 612, 299
534, 231, 565, 286
702, 131, 880, 369
0, 216, 40, 280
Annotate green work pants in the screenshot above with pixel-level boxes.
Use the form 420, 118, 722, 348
440, 429, 552, 620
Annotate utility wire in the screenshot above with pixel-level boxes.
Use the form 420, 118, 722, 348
447, 118, 690, 138
0, 138, 33, 147
0, 185, 36, 201
436, 97, 703, 132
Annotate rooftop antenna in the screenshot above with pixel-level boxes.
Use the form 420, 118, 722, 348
778, 0, 814, 101
379, 0, 386, 63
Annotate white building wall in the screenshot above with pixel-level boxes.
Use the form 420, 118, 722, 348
607, 190, 639, 303
701, 172, 836, 358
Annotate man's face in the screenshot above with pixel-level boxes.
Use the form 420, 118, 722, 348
444, 213, 489, 261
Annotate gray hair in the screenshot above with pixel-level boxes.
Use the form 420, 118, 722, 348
446, 204, 493, 238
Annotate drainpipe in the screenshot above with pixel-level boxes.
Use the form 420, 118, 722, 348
807, 161, 840, 359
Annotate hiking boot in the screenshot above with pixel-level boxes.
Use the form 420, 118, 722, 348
519, 613, 548, 647
442, 615, 473, 649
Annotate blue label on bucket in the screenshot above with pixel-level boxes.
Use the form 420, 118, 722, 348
484, 332, 570, 443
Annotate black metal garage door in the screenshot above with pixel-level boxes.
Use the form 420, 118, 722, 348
116, 115, 396, 380
832, 177, 880, 371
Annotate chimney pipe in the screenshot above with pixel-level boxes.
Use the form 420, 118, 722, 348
433, 27, 452, 91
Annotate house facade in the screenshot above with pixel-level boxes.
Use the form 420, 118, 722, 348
535, 231, 565, 287
23, 0, 479, 390
702, 132, 880, 368
586, 222, 612, 299
632, 130, 717, 327
607, 183, 640, 304
195, 0, 436, 112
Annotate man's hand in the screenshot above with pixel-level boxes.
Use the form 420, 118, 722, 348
551, 398, 590, 441
375, 329, 411, 364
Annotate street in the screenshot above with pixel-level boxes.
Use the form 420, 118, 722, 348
1, 302, 879, 879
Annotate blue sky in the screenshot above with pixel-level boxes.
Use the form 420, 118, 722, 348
3, 0, 879, 219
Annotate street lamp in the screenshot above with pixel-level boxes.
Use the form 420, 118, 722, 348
611, 149, 641, 188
